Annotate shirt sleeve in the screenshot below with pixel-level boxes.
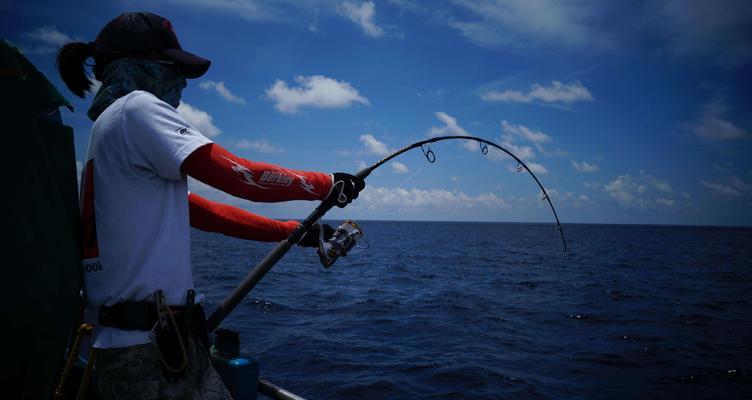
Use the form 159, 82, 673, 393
188, 192, 299, 241
121, 91, 212, 180
181, 143, 333, 202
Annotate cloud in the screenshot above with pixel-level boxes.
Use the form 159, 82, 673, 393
702, 177, 750, 197
688, 97, 747, 140
236, 139, 282, 153
337, 1, 384, 38
21, 25, 77, 54
572, 160, 599, 172
359, 134, 390, 156
199, 81, 246, 104
177, 101, 221, 137
165, 0, 291, 22
506, 161, 548, 174
603, 172, 675, 208
357, 186, 507, 211
482, 81, 593, 105
651, 0, 752, 68
449, 0, 607, 49
428, 111, 470, 137
428, 111, 477, 151
501, 120, 552, 143
266, 75, 369, 113
390, 161, 409, 174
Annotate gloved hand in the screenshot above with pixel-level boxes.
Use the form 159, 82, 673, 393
325, 172, 365, 208
298, 223, 334, 247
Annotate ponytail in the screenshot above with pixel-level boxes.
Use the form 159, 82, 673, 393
56, 42, 94, 98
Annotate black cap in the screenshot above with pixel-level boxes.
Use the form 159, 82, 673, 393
93, 12, 210, 78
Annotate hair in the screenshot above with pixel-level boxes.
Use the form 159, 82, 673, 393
56, 42, 162, 97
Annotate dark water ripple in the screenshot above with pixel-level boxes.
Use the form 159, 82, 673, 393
192, 222, 752, 399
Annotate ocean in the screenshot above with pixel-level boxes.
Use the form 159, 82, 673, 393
192, 222, 752, 399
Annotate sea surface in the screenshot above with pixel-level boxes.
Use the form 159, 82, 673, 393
192, 222, 752, 399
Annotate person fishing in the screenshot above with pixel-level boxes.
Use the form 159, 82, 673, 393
57, 11, 364, 399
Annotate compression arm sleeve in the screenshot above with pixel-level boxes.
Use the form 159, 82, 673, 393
188, 192, 299, 242
181, 143, 332, 202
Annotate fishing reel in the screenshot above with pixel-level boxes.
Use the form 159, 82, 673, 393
317, 220, 363, 268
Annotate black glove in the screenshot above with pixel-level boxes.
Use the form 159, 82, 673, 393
298, 223, 334, 247
326, 172, 365, 208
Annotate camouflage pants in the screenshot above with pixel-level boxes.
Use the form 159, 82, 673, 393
95, 337, 233, 400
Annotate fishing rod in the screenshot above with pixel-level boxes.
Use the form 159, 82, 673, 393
206, 135, 566, 332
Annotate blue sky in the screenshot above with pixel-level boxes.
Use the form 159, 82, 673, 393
4, 0, 751, 226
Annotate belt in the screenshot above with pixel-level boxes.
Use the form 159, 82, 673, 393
98, 301, 189, 331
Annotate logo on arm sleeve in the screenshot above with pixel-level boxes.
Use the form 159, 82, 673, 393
221, 156, 269, 190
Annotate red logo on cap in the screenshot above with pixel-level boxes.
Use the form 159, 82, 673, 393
162, 19, 175, 35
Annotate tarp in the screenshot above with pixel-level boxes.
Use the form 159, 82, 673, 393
0, 39, 82, 399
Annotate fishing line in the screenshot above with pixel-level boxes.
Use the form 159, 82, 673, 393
350, 154, 474, 222
207, 135, 566, 332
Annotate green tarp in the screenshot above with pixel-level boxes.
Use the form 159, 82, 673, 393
0, 39, 82, 399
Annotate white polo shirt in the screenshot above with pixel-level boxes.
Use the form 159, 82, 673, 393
81, 90, 212, 349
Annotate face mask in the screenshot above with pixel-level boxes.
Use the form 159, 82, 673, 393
88, 58, 187, 120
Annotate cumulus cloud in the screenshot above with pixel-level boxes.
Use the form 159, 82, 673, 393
337, 1, 385, 38
357, 186, 507, 211
390, 161, 409, 174
603, 172, 675, 208
572, 160, 599, 172
236, 139, 282, 153
359, 134, 390, 156
482, 81, 593, 105
501, 120, 551, 143
199, 80, 246, 104
427, 111, 476, 151
702, 177, 750, 197
506, 160, 548, 174
266, 75, 369, 113
688, 97, 747, 140
178, 101, 221, 137
22, 25, 77, 54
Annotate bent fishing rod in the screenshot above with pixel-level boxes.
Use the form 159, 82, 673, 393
206, 135, 566, 332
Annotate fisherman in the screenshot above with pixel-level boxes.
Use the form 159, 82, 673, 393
56, 12, 364, 399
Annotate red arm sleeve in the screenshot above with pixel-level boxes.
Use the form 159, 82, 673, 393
182, 143, 332, 203
188, 192, 299, 242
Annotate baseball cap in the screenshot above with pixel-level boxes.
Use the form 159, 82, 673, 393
92, 12, 210, 78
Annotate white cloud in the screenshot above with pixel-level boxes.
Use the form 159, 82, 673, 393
337, 1, 384, 38
449, 1, 607, 49
199, 80, 246, 104
429, 111, 470, 137
357, 186, 507, 211
26, 25, 75, 46
177, 101, 221, 137
501, 120, 551, 143
428, 111, 476, 151
689, 97, 747, 140
359, 134, 390, 156
483, 81, 593, 105
702, 181, 741, 197
236, 139, 282, 153
603, 172, 675, 208
390, 161, 409, 174
651, 0, 752, 68
702, 177, 750, 197
165, 0, 290, 22
266, 75, 369, 113
22, 25, 77, 54
506, 161, 547, 174
491, 140, 534, 161
571, 160, 599, 172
